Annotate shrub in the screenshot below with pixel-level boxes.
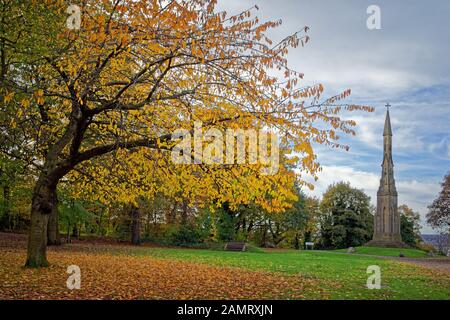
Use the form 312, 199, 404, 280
166, 225, 204, 246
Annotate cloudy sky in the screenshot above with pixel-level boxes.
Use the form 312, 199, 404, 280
220, 0, 450, 233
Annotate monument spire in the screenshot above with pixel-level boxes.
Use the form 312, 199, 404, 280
383, 103, 392, 136
367, 103, 406, 248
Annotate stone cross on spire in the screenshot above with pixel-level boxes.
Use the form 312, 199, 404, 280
366, 103, 406, 248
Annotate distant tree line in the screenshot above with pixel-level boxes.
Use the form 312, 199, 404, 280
1, 169, 425, 249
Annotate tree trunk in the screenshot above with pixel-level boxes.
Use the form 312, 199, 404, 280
130, 206, 141, 245
247, 221, 254, 234
66, 223, 71, 243
72, 224, 79, 239
181, 200, 188, 224
261, 224, 267, 247
25, 102, 90, 267
166, 203, 177, 224
25, 180, 57, 268
47, 189, 61, 245
3, 185, 11, 231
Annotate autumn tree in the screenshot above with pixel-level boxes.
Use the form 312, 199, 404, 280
427, 173, 450, 233
1, 0, 371, 267
398, 204, 421, 246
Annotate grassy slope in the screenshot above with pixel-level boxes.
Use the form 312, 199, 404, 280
122, 246, 449, 300
334, 246, 429, 258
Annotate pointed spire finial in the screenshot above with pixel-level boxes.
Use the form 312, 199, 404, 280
383, 103, 392, 136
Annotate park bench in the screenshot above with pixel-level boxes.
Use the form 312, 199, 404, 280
305, 241, 314, 250
224, 241, 246, 252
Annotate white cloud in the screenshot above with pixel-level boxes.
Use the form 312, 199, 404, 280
345, 111, 426, 154
303, 165, 379, 199
429, 137, 450, 161
217, 0, 450, 234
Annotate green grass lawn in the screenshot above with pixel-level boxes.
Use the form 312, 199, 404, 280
334, 246, 429, 258
107, 245, 450, 300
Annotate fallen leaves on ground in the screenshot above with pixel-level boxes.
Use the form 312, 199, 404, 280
0, 246, 320, 300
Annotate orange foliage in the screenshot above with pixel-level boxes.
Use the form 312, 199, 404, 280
0, 235, 322, 300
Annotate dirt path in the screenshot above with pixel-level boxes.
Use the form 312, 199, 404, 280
306, 249, 450, 276
389, 257, 450, 276
338, 251, 450, 276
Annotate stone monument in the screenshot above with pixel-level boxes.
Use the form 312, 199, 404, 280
366, 104, 407, 248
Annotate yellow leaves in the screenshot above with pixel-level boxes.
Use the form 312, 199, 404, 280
0, 238, 313, 300
329, 130, 336, 140
191, 44, 199, 57
346, 104, 374, 112
34, 89, 45, 105
89, 31, 107, 43
21, 99, 30, 108
294, 140, 313, 156
6, 0, 372, 219
318, 83, 324, 93
147, 42, 164, 54
3, 92, 14, 103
